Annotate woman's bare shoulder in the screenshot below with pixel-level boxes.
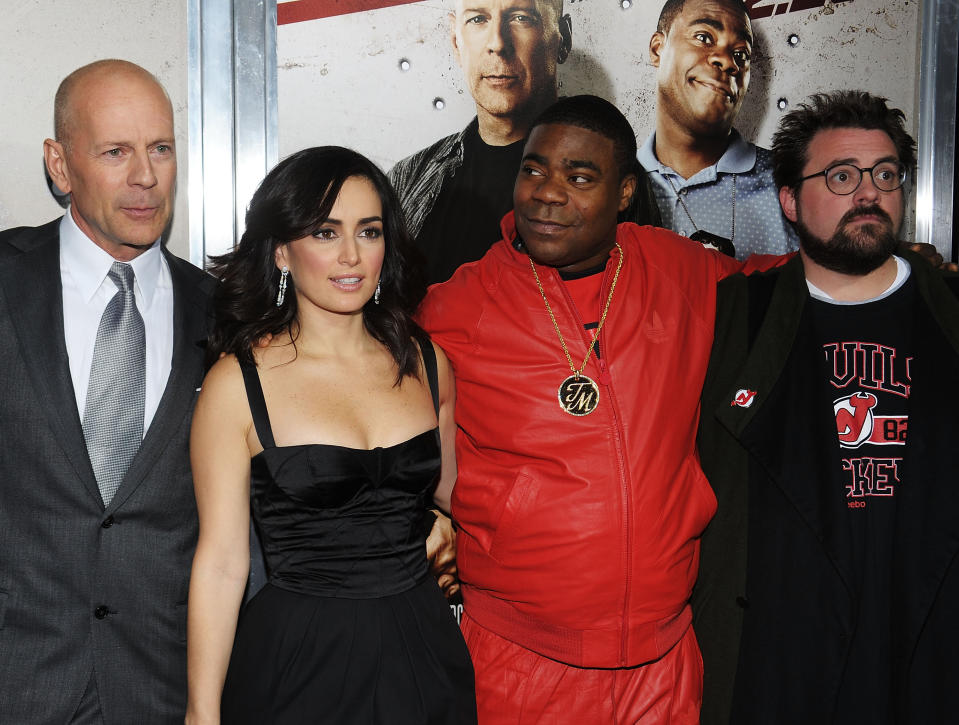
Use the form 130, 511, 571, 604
197, 354, 248, 415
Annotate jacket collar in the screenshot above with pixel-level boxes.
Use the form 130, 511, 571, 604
714, 255, 808, 436
496, 210, 630, 279
433, 117, 474, 167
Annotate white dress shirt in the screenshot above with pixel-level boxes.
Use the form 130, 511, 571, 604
59, 210, 174, 433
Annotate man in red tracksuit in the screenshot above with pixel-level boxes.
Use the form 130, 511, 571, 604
418, 95, 775, 722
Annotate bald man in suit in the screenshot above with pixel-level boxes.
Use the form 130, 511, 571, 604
0, 60, 213, 724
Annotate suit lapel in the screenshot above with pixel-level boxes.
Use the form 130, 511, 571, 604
715, 257, 856, 597
107, 251, 212, 511
0, 220, 101, 503
714, 257, 807, 437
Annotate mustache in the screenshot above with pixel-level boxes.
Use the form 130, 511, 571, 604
840, 204, 892, 226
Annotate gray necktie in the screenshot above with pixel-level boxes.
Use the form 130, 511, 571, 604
82, 262, 146, 506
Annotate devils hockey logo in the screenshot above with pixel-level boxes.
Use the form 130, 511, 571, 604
833, 392, 908, 449
731, 389, 757, 408
835, 392, 878, 447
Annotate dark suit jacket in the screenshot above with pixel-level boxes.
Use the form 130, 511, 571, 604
0, 219, 215, 724
694, 253, 959, 724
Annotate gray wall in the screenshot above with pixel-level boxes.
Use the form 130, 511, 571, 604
0, 0, 191, 261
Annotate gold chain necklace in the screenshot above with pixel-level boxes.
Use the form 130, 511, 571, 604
529, 242, 624, 416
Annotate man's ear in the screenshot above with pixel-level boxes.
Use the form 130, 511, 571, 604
43, 139, 72, 195
649, 32, 665, 68
779, 186, 798, 223
618, 174, 638, 213
558, 14, 572, 64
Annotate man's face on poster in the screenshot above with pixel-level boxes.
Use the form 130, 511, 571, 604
650, 0, 752, 137
451, 0, 571, 122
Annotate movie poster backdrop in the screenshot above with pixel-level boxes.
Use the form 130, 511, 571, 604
276, 0, 917, 179
275, 0, 919, 618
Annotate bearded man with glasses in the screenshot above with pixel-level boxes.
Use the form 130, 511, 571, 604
692, 90, 959, 725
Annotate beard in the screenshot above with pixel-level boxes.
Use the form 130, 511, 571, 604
796, 204, 900, 276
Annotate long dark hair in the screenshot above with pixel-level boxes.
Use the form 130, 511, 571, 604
205, 146, 428, 383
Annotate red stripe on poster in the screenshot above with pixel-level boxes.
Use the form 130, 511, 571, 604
277, 0, 421, 25
745, 0, 852, 20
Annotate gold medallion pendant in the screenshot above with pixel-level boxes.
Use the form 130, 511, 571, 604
558, 375, 600, 416
529, 242, 623, 417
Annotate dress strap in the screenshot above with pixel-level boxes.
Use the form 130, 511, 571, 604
239, 359, 276, 449
416, 336, 440, 417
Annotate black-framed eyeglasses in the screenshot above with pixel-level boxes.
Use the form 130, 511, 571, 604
799, 161, 907, 196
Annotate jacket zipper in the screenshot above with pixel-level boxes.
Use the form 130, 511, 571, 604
550, 254, 633, 666
602, 357, 631, 665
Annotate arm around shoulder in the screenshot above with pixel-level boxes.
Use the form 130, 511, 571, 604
737, 251, 794, 277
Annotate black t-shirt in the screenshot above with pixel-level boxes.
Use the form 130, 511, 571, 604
809, 273, 916, 724
559, 259, 607, 358
415, 125, 525, 284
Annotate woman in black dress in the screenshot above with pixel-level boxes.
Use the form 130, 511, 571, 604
185, 147, 476, 724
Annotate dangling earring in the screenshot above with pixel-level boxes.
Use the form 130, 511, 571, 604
374, 279, 381, 305
276, 266, 289, 307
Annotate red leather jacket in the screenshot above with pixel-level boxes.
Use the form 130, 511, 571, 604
419, 214, 748, 668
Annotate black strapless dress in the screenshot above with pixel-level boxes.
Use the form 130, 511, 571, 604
220, 345, 476, 724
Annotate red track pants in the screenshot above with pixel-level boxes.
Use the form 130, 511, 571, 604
462, 613, 703, 724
